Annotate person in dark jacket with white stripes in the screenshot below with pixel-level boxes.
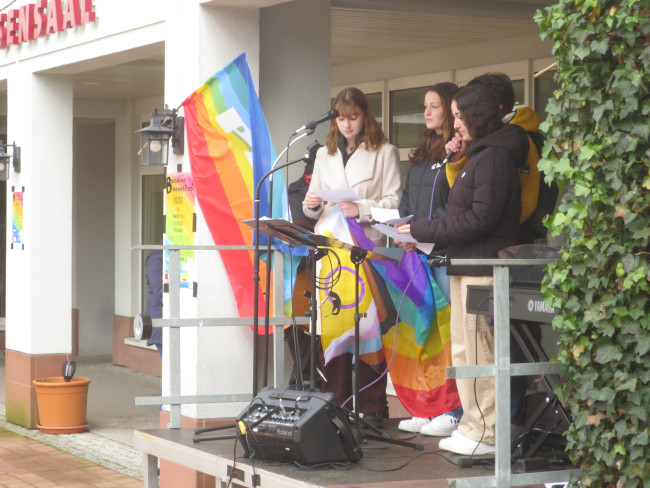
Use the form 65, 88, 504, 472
397, 83, 529, 456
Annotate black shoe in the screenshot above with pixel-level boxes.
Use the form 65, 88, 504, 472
361, 412, 384, 429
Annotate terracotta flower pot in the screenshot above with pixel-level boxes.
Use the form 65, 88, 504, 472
32, 376, 91, 434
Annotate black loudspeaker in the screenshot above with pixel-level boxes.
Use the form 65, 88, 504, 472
236, 387, 362, 465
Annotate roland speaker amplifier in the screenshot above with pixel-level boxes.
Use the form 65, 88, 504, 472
236, 388, 362, 464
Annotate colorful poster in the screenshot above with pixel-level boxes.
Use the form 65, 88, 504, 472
165, 173, 196, 289
12, 192, 23, 245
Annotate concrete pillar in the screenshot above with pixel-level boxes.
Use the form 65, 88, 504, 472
260, 0, 332, 182
5, 70, 74, 428
158, 0, 330, 485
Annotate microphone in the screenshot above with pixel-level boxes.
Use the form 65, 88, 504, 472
442, 149, 455, 164
296, 109, 339, 133
432, 149, 455, 170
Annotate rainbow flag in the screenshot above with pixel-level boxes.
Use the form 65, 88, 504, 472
348, 220, 461, 418
181, 53, 287, 320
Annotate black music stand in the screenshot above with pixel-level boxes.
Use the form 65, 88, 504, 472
247, 219, 420, 450
245, 218, 325, 392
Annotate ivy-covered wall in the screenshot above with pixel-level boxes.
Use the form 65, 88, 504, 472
535, 1, 650, 486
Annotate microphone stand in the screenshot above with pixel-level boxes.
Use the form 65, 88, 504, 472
252, 131, 313, 397
260, 131, 312, 388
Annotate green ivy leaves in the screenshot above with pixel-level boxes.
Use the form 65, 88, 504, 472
537, 1, 650, 486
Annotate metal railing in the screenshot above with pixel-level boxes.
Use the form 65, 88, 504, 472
445, 258, 579, 488
132, 248, 579, 486
132, 245, 309, 428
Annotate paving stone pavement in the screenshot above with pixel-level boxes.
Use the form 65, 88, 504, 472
0, 424, 142, 487
0, 405, 143, 481
1, 355, 163, 487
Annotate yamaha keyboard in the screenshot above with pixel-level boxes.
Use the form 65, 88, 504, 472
466, 284, 557, 324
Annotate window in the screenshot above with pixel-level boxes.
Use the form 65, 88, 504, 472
389, 86, 428, 149
534, 70, 557, 121
366, 92, 383, 125
512, 79, 525, 108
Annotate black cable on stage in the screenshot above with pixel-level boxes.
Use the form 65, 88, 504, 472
356, 450, 438, 472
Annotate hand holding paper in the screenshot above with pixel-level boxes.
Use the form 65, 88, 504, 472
374, 221, 434, 255
400, 225, 435, 255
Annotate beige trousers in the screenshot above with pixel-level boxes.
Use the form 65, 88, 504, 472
449, 275, 495, 444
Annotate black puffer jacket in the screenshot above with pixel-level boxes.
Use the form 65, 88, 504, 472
399, 159, 449, 222
399, 156, 450, 256
410, 124, 528, 276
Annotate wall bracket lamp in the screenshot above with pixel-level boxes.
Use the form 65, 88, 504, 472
135, 107, 184, 166
0, 140, 21, 180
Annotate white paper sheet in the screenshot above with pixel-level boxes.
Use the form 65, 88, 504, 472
370, 207, 413, 226
312, 188, 360, 202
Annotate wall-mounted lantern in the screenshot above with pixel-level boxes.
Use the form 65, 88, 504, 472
0, 140, 21, 180
135, 107, 184, 166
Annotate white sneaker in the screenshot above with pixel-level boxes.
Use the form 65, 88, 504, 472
420, 413, 460, 436
397, 417, 431, 433
438, 431, 495, 456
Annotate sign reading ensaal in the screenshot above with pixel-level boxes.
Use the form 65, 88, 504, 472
0, 0, 96, 49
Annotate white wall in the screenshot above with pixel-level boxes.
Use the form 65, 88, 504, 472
6, 73, 74, 354
260, 0, 332, 182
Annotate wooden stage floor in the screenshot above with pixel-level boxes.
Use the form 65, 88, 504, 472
134, 419, 568, 488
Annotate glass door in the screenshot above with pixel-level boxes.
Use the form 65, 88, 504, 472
141, 174, 165, 313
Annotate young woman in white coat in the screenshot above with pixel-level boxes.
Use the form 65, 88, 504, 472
303, 87, 402, 426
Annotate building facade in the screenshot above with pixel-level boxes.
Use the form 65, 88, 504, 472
1, 0, 556, 431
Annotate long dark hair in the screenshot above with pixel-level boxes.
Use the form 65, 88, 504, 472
454, 84, 503, 140
326, 87, 387, 155
409, 82, 459, 165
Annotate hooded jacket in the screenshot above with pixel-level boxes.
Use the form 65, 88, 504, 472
410, 123, 529, 276
446, 107, 543, 226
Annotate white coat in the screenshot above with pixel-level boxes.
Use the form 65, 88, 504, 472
303, 142, 402, 247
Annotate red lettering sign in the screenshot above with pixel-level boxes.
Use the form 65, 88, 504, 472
0, 14, 7, 49
7, 9, 19, 46
19, 5, 36, 43
62, 0, 80, 29
81, 0, 95, 23
34, 0, 48, 38
1, 0, 96, 49
46, 0, 63, 34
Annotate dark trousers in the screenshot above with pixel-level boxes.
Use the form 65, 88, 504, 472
285, 325, 321, 390
321, 352, 388, 417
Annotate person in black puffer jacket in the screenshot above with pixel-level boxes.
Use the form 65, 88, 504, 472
397, 83, 528, 456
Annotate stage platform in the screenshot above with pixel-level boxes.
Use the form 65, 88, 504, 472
134, 420, 560, 488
